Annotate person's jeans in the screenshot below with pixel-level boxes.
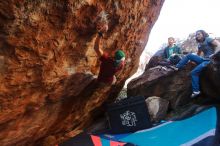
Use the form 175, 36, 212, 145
176, 53, 210, 92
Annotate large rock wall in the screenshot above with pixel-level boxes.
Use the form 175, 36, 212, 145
0, 0, 164, 145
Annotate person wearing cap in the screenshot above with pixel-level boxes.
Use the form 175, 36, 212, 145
94, 23, 125, 85
174, 30, 220, 98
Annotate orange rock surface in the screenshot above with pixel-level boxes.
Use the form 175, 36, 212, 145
0, 0, 164, 145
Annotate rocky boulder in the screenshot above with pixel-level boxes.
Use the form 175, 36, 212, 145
128, 64, 194, 109
0, 0, 164, 146
128, 52, 220, 112
145, 96, 169, 122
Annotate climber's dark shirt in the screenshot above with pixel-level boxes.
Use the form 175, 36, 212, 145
97, 54, 124, 83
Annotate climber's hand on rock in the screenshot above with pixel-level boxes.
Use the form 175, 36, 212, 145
97, 23, 108, 34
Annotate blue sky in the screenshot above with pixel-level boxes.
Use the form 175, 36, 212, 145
145, 0, 220, 54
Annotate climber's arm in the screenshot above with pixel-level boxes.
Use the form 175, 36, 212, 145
114, 61, 125, 81
94, 23, 108, 58
94, 35, 103, 58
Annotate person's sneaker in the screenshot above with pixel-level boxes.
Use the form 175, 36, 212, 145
169, 66, 179, 71
191, 91, 200, 98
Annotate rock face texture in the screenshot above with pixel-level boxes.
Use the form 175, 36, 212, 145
128, 52, 220, 111
145, 96, 169, 122
128, 64, 194, 109
0, 0, 164, 145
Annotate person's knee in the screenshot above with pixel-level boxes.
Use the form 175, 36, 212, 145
201, 61, 210, 67
190, 69, 200, 76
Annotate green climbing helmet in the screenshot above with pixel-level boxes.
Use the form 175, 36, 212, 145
114, 50, 125, 61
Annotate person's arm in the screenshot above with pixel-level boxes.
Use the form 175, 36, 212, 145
94, 35, 104, 58
177, 46, 182, 54
197, 49, 202, 56
211, 39, 220, 54
114, 61, 125, 80
94, 23, 108, 58
163, 47, 168, 59
171, 46, 181, 57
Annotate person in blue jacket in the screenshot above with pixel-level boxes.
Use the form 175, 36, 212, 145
174, 30, 220, 98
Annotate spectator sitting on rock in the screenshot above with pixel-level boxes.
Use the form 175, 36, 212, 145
173, 30, 220, 98
94, 21, 125, 85
159, 37, 182, 66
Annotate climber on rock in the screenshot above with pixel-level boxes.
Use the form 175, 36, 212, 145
173, 30, 220, 98
94, 22, 126, 85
